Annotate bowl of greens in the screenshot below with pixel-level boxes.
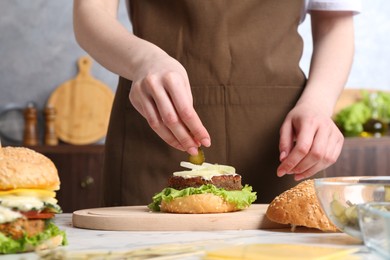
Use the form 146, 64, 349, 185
314, 176, 390, 240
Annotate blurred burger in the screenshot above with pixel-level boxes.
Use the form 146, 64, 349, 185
148, 162, 257, 213
0, 146, 66, 254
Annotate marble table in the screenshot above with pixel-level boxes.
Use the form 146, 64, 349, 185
1, 214, 383, 259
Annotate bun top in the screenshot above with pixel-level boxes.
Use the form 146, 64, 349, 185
0, 147, 60, 191
266, 179, 337, 232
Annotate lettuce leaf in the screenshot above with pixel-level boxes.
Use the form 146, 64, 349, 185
148, 184, 257, 212
334, 102, 371, 137
0, 221, 67, 254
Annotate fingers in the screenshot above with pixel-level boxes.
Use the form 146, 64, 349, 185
154, 92, 201, 154
130, 90, 185, 152
278, 119, 295, 162
277, 118, 315, 177
294, 129, 343, 181
129, 70, 210, 155
277, 117, 344, 180
163, 73, 211, 148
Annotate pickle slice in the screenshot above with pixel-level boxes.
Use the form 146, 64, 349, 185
344, 205, 358, 226
330, 199, 348, 225
188, 147, 205, 165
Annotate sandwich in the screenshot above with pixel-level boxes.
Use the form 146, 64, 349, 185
148, 161, 257, 213
266, 179, 338, 232
0, 146, 66, 254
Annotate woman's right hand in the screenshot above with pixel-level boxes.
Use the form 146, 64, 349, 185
73, 0, 210, 155
129, 53, 211, 155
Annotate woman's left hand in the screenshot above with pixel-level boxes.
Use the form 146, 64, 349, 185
277, 10, 354, 181
277, 102, 344, 181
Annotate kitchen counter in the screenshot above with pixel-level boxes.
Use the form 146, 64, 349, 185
2, 214, 383, 259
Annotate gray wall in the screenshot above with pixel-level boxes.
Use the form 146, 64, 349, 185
0, 0, 388, 143
0, 0, 131, 110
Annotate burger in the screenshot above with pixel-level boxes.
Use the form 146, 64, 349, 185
0, 146, 66, 254
148, 161, 257, 213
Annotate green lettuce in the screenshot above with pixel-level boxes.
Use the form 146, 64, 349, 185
0, 221, 67, 254
148, 184, 257, 212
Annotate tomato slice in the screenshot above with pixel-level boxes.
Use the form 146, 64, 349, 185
21, 210, 55, 219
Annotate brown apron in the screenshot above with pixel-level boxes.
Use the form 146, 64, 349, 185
103, 0, 309, 206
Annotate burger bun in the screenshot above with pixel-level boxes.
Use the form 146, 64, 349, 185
266, 179, 338, 232
0, 147, 59, 190
161, 193, 239, 214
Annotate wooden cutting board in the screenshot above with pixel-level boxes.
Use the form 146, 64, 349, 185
47, 56, 114, 145
72, 204, 287, 231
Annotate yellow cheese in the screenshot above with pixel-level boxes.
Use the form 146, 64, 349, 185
0, 188, 56, 199
205, 244, 359, 260
0, 189, 58, 211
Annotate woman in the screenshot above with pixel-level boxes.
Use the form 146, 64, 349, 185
73, 0, 361, 205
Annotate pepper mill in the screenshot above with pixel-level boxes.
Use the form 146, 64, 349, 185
44, 105, 58, 146
23, 103, 39, 146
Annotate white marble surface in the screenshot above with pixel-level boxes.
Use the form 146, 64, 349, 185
0, 214, 384, 259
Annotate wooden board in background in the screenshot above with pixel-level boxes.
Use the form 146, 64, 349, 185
47, 56, 114, 145
72, 204, 287, 231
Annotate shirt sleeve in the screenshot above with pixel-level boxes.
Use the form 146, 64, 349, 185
307, 0, 362, 14
300, 0, 362, 23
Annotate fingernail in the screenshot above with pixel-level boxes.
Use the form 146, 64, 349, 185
201, 138, 211, 147
187, 147, 198, 155
279, 151, 287, 161
277, 170, 285, 177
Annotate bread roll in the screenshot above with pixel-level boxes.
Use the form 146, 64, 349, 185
0, 147, 59, 190
161, 193, 239, 213
266, 179, 338, 232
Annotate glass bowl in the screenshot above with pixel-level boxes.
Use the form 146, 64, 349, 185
358, 202, 390, 258
314, 176, 390, 240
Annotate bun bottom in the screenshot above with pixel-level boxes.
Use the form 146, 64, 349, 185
160, 193, 239, 214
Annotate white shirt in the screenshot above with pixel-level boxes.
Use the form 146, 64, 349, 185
301, 0, 362, 22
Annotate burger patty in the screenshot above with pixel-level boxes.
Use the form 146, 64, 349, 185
168, 174, 243, 191
0, 218, 45, 240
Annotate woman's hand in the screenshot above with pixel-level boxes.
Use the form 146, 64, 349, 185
129, 53, 211, 155
277, 10, 354, 180
73, 0, 210, 155
277, 102, 344, 181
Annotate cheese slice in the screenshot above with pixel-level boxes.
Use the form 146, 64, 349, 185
174, 161, 236, 180
173, 170, 224, 180
205, 244, 359, 260
0, 188, 56, 199
0, 189, 58, 211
